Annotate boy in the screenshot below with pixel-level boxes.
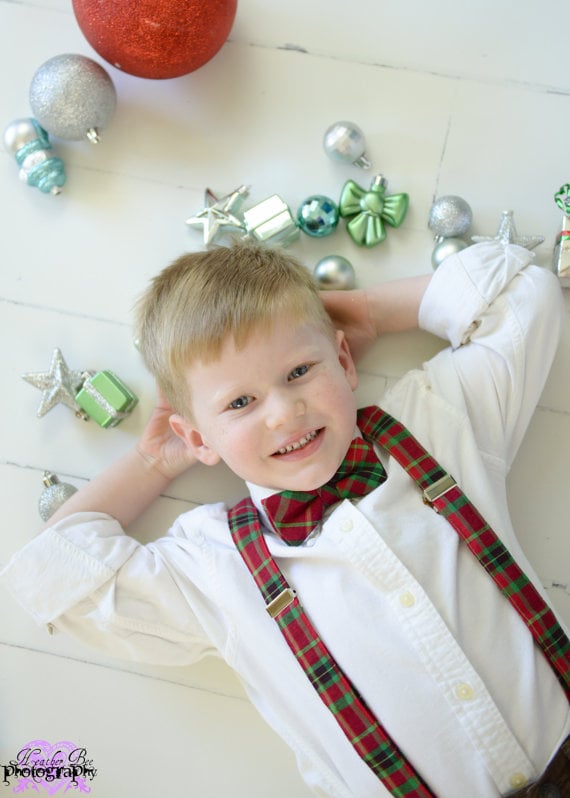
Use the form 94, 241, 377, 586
2, 240, 568, 797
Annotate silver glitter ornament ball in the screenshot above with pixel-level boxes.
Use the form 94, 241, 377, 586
29, 53, 117, 143
431, 236, 468, 269
428, 195, 473, 238
38, 471, 77, 522
323, 121, 371, 169
314, 255, 356, 290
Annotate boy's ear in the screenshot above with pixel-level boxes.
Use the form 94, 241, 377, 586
335, 330, 359, 391
169, 414, 221, 466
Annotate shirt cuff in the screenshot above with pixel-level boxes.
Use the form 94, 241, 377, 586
418, 241, 536, 348
1, 512, 137, 625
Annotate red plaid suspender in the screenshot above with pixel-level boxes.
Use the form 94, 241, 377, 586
228, 498, 436, 798
357, 406, 570, 702
228, 405, 570, 795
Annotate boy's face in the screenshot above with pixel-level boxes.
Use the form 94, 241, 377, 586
171, 316, 359, 491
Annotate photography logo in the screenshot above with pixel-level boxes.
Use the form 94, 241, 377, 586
1, 740, 97, 794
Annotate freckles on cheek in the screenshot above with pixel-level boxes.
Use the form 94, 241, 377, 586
211, 425, 230, 450
323, 381, 356, 408
214, 424, 244, 460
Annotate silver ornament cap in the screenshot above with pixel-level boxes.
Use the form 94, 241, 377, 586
314, 255, 356, 290
323, 121, 371, 169
428, 195, 473, 238
38, 471, 77, 522
29, 53, 117, 143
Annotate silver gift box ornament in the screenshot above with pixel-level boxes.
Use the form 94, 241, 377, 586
242, 195, 300, 247
553, 214, 570, 287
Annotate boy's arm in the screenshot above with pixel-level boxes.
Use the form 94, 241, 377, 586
418, 242, 564, 469
321, 274, 432, 361
2, 393, 211, 662
43, 393, 196, 529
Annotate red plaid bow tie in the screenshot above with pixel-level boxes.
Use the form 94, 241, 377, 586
261, 437, 385, 545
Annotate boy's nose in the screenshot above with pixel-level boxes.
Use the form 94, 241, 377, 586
265, 394, 306, 429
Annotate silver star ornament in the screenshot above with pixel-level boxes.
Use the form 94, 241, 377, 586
186, 185, 250, 245
471, 210, 544, 250
22, 348, 84, 417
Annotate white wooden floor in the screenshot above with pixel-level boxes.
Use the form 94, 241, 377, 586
1, 2, 569, 795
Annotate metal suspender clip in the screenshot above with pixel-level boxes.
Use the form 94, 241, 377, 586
266, 588, 297, 618
422, 473, 457, 508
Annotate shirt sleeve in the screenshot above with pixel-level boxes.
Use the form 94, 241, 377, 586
418, 241, 564, 470
1, 511, 217, 666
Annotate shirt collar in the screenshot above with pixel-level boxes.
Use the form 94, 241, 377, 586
245, 425, 362, 530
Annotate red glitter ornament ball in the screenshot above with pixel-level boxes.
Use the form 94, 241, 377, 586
72, 0, 238, 79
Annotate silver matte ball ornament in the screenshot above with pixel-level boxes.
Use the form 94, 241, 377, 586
29, 53, 117, 143
314, 255, 356, 290
38, 471, 77, 522
431, 236, 468, 269
428, 195, 473, 238
323, 121, 371, 169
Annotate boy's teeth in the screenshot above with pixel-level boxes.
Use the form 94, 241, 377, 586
278, 430, 317, 454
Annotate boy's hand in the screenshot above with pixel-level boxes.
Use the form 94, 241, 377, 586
137, 392, 198, 481
37, 390, 198, 531
321, 289, 378, 362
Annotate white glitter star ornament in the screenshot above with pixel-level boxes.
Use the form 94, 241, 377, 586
186, 185, 250, 245
471, 210, 544, 250
22, 348, 84, 417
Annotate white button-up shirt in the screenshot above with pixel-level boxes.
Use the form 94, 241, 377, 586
3, 243, 569, 798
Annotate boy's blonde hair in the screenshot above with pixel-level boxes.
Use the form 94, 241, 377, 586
134, 241, 334, 415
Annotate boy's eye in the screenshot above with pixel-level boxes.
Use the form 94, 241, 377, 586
228, 395, 251, 410
289, 364, 310, 380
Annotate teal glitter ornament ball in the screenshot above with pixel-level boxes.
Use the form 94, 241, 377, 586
297, 195, 339, 237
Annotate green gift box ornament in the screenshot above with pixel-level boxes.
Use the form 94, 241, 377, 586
339, 174, 409, 247
76, 370, 138, 428
23, 348, 138, 428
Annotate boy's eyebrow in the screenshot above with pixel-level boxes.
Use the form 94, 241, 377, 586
210, 381, 251, 406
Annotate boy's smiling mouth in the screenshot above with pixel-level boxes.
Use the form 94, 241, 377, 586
273, 428, 322, 456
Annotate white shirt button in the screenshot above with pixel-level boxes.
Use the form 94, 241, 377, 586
339, 519, 353, 532
454, 682, 475, 701
509, 773, 528, 789
399, 591, 416, 608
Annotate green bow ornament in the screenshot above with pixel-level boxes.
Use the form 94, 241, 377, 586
339, 175, 409, 247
